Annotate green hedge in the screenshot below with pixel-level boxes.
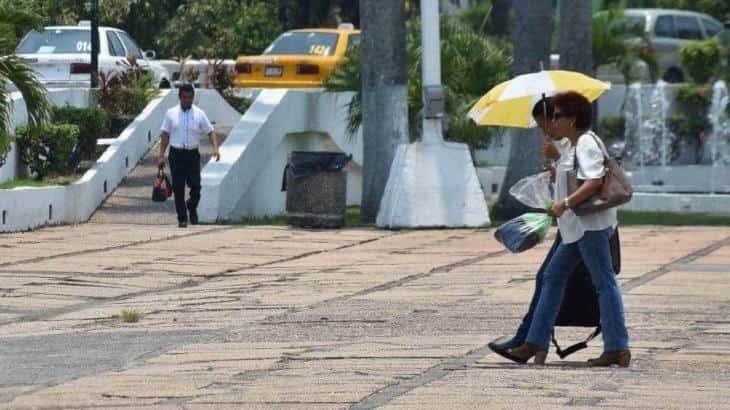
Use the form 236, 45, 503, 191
16, 124, 80, 179
680, 38, 723, 84
51, 106, 109, 160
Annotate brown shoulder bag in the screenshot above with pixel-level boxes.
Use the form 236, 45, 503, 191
567, 132, 633, 216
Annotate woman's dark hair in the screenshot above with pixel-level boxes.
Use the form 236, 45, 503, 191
531, 96, 554, 120
178, 83, 195, 96
552, 91, 592, 130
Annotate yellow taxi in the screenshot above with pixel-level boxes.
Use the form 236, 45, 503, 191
234, 24, 360, 88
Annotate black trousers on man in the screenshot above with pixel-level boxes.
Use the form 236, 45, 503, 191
168, 147, 201, 223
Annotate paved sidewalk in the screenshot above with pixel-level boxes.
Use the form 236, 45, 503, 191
90, 126, 230, 225
0, 224, 728, 409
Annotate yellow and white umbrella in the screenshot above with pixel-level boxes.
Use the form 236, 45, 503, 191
468, 70, 611, 128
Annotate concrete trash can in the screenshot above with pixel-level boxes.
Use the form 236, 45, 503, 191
283, 151, 352, 229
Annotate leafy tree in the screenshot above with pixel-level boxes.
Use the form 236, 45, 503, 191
278, 0, 360, 29
157, 0, 282, 59
457, 1, 493, 35
0, 0, 44, 55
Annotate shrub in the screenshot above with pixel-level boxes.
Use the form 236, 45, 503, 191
221, 90, 252, 114
669, 85, 712, 144
680, 38, 723, 84
97, 67, 159, 118
599, 116, 625, 143
16, 124, 80, 179
51, 106, 109, 160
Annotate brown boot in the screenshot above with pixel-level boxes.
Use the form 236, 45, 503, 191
504, 343, 548, 365
587, 350, 631, 367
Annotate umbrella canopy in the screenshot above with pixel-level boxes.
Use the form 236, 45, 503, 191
467, 70, 611, 128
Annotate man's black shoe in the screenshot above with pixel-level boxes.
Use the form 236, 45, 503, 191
179, 221, 188, 228
188, 208, 199, 225
488, 335, 523, 361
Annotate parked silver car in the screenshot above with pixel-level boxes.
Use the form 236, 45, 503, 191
615, 9, 725, 83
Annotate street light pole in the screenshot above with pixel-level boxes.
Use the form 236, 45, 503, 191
420, 0, 444, 144
375, 0, 490, 228
90, 0, 100, 88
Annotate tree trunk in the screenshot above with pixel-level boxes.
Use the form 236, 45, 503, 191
490, 0, 553, 222
558, 0, 593, 75
558, 0, 597, 129
359, 0, 409, 223
489, 0, 512, 38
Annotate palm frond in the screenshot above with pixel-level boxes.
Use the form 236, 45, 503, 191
0, 55, 50, 131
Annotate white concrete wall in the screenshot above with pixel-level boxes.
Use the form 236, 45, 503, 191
622, 193, 730, 215
0, 89, 240, 233
199, 90, 363, 222
0, 144, 19, 184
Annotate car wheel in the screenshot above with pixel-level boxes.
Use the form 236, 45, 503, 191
159, 79, 171, 89
662, 68, 684, 83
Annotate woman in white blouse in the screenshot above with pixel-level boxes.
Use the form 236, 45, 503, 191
502, 91, 631, 367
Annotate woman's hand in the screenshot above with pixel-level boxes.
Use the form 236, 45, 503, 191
547, 199, 567, 217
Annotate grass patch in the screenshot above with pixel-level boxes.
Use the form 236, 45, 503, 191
231, 206, 373, 228
118, 308, 142, 323
618, 210, 730, 226
0, 176, 76, 189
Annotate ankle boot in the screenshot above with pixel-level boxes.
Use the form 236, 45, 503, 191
504, 342, 548, 365
587, 349, 631, 367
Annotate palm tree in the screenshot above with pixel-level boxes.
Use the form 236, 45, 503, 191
0, 42, 50, 166
358, 0, 408, 223
490, 0, 553, 221
558, 0, 593, 75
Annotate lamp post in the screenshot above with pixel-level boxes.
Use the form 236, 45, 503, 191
420, 0, 444, 144
90, 0, 99, 88
375, 0, 490, 228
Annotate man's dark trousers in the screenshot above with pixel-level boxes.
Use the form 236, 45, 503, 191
168, 146, 201, 223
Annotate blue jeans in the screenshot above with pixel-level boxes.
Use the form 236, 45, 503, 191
511, 236, 560, 345
525, 228, 629, 351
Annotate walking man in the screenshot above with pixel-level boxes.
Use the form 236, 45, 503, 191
158, 84, 220, 227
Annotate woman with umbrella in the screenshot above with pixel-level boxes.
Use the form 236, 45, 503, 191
488, 96, 623, 365
502, 91, 630, 367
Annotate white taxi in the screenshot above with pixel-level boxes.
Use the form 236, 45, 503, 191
14, 21, 171, 88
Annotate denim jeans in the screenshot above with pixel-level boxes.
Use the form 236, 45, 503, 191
511, 236, 561, 345
525, 228, 629, 351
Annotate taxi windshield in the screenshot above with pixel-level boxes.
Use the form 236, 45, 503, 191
263, 32, 339, 56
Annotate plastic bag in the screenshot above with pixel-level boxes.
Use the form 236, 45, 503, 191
494, 171, 554, 253
494, 212, 551, 253
509, 171, 553, 210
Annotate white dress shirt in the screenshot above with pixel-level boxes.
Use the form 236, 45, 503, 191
160, 104, 214, 149
554, 131, 617, 244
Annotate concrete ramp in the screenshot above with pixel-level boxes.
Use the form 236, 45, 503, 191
199, 90, 363, 222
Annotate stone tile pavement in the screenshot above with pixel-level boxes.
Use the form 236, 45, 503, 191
0, 224, 728, 409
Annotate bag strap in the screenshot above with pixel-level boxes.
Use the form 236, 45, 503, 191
573, 131, 610, 172
551, 325, 602, 359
